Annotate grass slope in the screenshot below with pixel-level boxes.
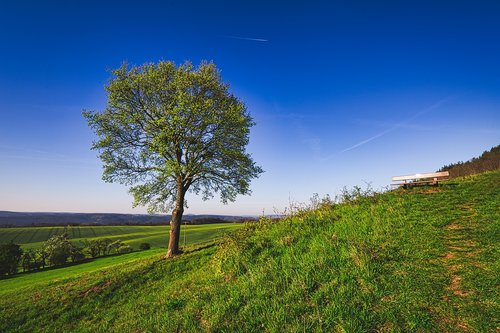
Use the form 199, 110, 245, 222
1, 171, 498, 332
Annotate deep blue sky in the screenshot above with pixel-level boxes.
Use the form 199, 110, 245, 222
1, 1, 499, 214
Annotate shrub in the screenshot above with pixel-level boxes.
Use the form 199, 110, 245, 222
0, 242, 23, 276
139, 243, 151, 250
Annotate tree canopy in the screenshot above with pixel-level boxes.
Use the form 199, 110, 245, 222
83, 60, 262, 256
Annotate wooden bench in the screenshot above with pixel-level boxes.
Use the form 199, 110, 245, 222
391, 171, 449, 188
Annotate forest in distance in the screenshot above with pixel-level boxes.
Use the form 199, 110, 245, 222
0, 212, 253, 227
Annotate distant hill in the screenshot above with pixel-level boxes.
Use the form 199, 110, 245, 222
438, 144, 500, 178
0, 211, 253, 227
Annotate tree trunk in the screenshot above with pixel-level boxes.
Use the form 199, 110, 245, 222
166, 182, 185, 258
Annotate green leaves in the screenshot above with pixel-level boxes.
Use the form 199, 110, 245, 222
84, 60, 263, 212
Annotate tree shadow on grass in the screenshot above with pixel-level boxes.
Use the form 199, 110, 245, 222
162, 241, 217, 259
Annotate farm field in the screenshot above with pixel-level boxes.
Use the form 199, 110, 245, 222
0, 223, 243, 251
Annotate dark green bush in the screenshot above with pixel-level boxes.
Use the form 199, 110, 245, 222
139, 243, 151, 250
0, 242, 23, 276
69, 244, 85, 262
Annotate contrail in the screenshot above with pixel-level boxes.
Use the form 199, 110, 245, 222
341, 128, 393, 153
224, 35, 269, 42
341, 97, 453, 153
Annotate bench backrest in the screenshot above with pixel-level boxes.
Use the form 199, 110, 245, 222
392, 171, 449, 181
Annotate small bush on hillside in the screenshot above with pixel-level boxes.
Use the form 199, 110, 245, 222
139, 243, 151, 250
309, 193, 334, 210
0, 242, 23, 276
281, 193, 334, 218
336, 183, 376, 205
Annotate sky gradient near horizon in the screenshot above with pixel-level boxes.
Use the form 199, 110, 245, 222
1, 1, 499, 215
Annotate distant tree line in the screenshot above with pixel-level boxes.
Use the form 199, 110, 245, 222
438, 145, 499, 178
1, 218, 250, 228
0, 235, 152, 276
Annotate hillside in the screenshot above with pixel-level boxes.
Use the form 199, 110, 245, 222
1, 171, 498, 332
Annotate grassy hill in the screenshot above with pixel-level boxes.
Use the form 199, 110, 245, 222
1, 171, 498, 332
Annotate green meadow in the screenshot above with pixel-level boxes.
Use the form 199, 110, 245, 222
0, 171, 498, 332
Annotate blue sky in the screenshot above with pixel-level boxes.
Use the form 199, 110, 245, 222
0, 1, 499, 215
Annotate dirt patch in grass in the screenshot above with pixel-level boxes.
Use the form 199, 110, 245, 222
417, 188, 443, 194
445, 223, 462, 230
461, 239, 476, 247
443, 251, 469, 299
80, 280, 112, 298
436, 189, 492, 332
444, 263, 471, 298
448, 275, 470, 297
460, 203, 474, 211
442, 252, 455, 260
439, 204, 481, 331
32, 292, 42, 301
375, 322, 395, 332
438, 313, 472, 333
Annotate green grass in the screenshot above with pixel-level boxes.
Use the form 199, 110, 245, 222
0, 171, 498, 332
0, 248, 164, 295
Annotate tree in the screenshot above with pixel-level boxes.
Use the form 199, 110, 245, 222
98, 238, 113, 256
21, 248, 37, 272
36, 248, 48, 269
82, 240, 100, 258
43, 234, 72, 266
0, 242, 23, 275
68, 243, 85, 262
83, 61, 262, 257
